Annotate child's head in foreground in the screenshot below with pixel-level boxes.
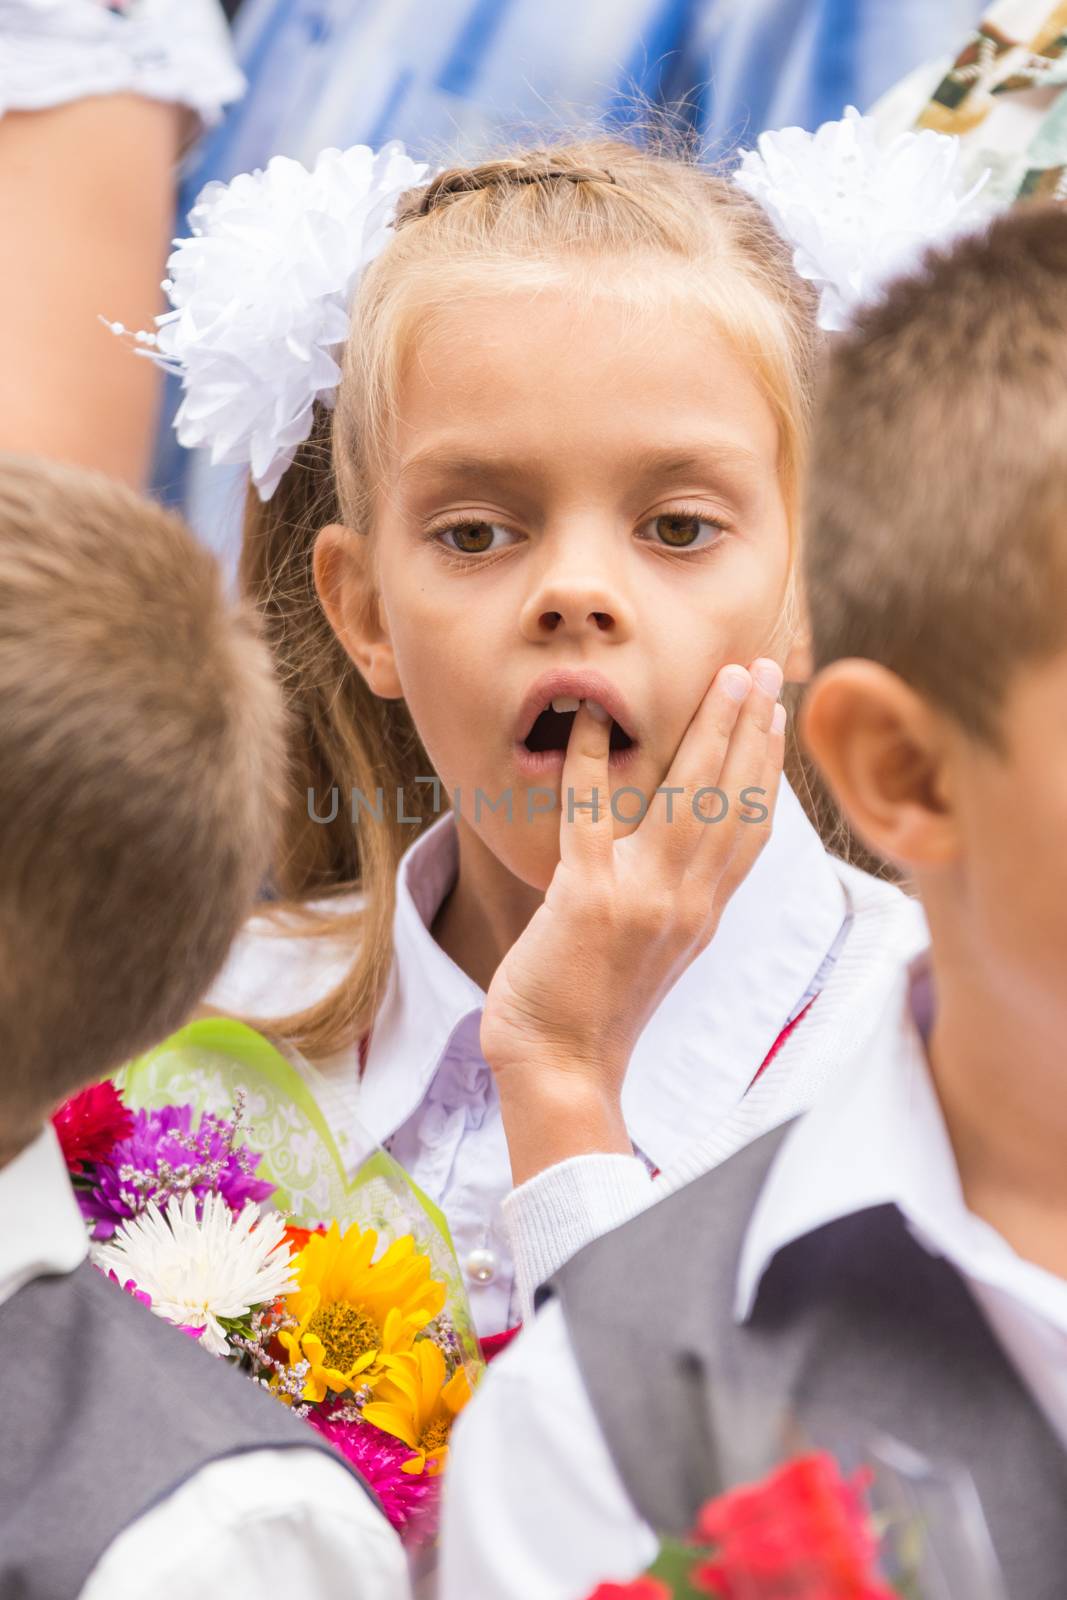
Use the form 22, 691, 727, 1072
803, 202, 1067, 1006
0, 455, 286, 1162
245, 136, 827, 1052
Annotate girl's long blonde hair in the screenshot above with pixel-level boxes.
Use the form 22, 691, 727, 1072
241, 133, 863, 1061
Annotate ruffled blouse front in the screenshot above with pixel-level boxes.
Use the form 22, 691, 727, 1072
208, 783, 852, 1340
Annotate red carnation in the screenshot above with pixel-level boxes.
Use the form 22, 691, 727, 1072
690, 1452, 898, 1599
52, 1081, 133, 1174
586, 1581, 671, 1600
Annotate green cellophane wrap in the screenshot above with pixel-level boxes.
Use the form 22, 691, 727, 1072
118, 1017, 485, 1381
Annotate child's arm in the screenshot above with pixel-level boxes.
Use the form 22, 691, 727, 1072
440, 1298, 657, 1599
0, 95, 181, 484
481, 661, 785, 1183
83, 1447, 408, 1600
0, 0, 243, 483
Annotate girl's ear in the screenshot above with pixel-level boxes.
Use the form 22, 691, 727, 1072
783, 627, 813, 685
313, 523, 403, 699
800, 660, 963, 871
780, 580, 813, 685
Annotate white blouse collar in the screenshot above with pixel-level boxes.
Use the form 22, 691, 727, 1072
358, 781, 846, 1168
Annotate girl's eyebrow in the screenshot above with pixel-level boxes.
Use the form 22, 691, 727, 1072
397, 447, 522, 491
398, 439, 766, 492
627, 442, 766, 484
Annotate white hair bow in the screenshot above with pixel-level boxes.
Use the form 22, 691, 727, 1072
111, 141, 428, 500
734, 105, 991, 333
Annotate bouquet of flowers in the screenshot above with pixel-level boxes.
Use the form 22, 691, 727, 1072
53, 1017, 485, 1547
584, 1428, 1007, 1599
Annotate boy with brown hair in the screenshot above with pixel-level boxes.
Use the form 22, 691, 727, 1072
442, 202, 1067, 1600
0, 455, 407, 1598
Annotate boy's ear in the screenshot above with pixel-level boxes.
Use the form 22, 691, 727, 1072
313, 523, 403, 699
800, 660, 962, 870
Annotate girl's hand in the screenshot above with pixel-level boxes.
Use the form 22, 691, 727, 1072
481, 659, 786, 1183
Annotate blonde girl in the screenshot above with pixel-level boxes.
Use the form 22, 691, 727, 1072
182, 134, 926, 1347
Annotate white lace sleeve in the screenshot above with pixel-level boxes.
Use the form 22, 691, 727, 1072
0, 0, 245, 124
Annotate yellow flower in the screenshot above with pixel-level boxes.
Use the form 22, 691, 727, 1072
277, 1222, 446, 1404
362, 1337, 473, 1476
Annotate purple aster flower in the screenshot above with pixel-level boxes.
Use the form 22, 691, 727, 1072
80, 1103, 274, 1240
307, 1407, 440, 1543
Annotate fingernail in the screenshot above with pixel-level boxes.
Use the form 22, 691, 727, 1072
752, 658, 784, 698
585, 699, 611, 723
721, 666, 751, 702
772, 702, 787, 734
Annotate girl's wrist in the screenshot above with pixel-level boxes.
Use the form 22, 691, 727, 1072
495, 1068, 631, 1186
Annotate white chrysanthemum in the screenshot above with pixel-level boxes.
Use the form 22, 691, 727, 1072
144, 141, 428, 499
734, 106, 992, 332
94, 1194, 296, 1357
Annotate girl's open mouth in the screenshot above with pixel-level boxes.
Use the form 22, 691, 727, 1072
515, 694, 638, 776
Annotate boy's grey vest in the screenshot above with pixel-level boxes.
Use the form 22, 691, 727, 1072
547, 1127, 1067, 1600
0, 1259, 378, 1599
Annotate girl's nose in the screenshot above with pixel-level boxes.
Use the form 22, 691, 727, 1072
518, 562, 636, 644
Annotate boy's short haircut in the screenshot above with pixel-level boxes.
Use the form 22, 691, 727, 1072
0, 454, 286, 1133
805, 201, 1067, 745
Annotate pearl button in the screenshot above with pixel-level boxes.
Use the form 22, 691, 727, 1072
465, 1247, 497, 1284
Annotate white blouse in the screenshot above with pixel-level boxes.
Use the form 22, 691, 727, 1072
206, 782, 916, 1339
0, 0, 244, 123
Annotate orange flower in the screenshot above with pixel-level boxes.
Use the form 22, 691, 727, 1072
283, 1224, 324, 1255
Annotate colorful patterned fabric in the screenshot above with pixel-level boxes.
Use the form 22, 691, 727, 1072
877, 1, 1067, 201
924, 0, 1067, 200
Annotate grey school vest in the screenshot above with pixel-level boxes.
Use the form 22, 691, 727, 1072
547, 1126, 1067, 1600
0, 1258, 378, 1599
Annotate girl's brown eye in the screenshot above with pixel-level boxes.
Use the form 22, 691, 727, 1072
640, 513, 725, 551
440, 521, 507, 554
656, 514, 703, 547
451, 523, 493, 553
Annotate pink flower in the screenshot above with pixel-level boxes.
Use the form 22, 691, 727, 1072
307, 1406, 440, 1542
104, 1269, 151, 1310
101, 1267, 205, 1339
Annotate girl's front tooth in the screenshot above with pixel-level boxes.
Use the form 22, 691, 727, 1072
551, 696, 581, 713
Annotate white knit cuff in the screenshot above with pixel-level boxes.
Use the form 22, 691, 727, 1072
0, 0, 245, 124
503, 1154, 655, 1323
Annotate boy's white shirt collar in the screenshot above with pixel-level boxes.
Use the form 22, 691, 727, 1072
358, 778, 846, 1166
736, 953, 1067, 1330
0, 1124, 88, 1308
